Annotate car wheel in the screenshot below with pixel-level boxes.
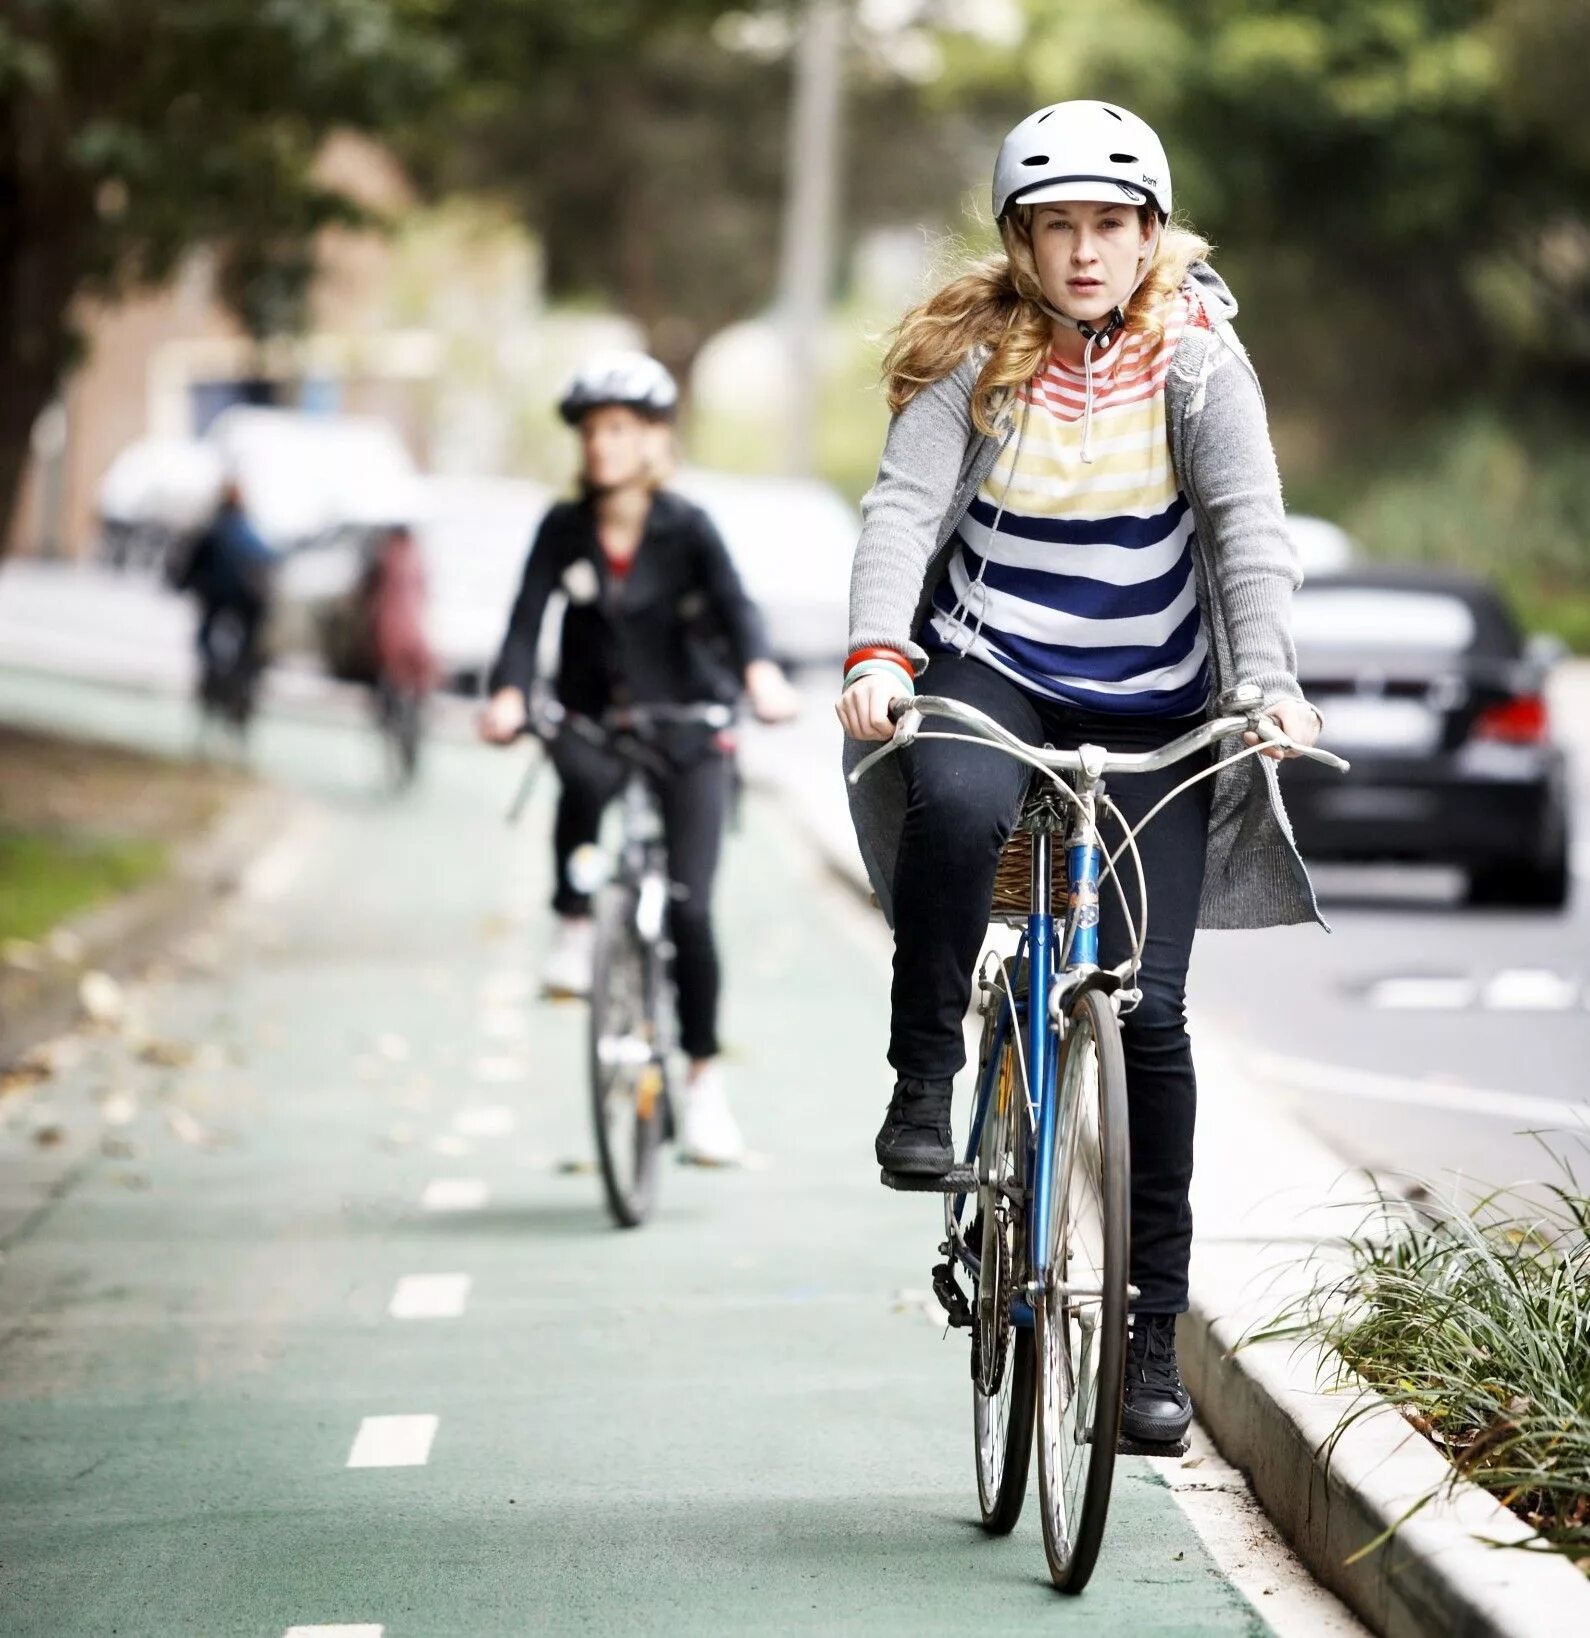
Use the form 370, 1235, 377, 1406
1466, 828, 1572, 912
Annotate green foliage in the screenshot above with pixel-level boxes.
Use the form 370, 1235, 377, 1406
2, 0, 454, 333
1312, 407, 1590, 649
0, 829, 166, 943
1261, 1172, 1590, 1561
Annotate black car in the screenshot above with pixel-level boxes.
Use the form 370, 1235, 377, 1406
1280, 567, 1572, 909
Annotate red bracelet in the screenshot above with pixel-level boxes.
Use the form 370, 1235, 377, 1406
844, 644, 911, 673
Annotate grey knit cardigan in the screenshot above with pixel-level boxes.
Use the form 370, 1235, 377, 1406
843, 262, 1325, 931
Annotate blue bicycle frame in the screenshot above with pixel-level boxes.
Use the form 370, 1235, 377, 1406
955, 823, 1104, 1333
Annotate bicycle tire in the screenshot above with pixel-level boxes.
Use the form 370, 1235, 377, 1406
588, 883, 665, 1228
1035, 986, 1129, 1593
970, 997, 1036, 1534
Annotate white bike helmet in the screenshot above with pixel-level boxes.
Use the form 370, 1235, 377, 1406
992, 100, 1171, 222
557, 350, 678, 425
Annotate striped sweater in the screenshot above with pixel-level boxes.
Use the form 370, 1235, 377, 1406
925, 292, 1211, 716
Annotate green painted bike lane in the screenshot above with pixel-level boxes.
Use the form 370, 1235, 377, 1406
0, 672, 1270, 1636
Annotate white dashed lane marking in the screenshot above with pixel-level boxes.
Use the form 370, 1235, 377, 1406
1366, 968, 1582, 1012
284, 1627, 384, 1637
452, 1104, 515, 1137
1366, 977, 1474, 1011
1480, 968, 1580, 1010
1254, 1051, 1587, 1128
470, 1055, 527, 1084
481, 970, 533, 1005
479, 1007, 531, 1042
420, 1178, 488, 1212
388, 1274, 471, 1320
345, 1415, 438, 1469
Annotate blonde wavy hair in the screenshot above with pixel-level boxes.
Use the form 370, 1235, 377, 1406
883, 206, 1212, 435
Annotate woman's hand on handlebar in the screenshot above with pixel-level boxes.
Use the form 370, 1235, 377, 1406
1244, 697, 1321, 760
477, 686, 528, 746
836, 672, 912, 742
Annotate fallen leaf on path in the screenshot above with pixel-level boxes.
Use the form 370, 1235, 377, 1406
33, 1125, 66, 1147
0, 1063, 51, 1098
99, 1091, 139, 1127
1181, 1455, 1205, 1469
78, 971, 126, 1026
137, 1039, 196, 1069
166, 1107, 220, 1148
555, 1157, 596, 1175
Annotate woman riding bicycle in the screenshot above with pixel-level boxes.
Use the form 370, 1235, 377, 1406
478, 350, 799, 1166
837, 102, 1324, 1447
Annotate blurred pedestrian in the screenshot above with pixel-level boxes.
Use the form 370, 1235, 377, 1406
478, 350, 799, 1165
838, 102, 1326, 1446
170, 478, 277, 734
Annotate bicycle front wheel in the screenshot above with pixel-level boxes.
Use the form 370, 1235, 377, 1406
1035, 986, 1129, 1593
970, 998, 1036, 1534
588, 884, 666, 1228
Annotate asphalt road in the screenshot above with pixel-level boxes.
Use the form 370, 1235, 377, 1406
0, 669, 1366, 1637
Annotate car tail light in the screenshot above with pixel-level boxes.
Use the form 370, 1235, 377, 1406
1471, 695, 1549, 744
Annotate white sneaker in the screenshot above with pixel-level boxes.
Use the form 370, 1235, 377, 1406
680, 1063, 745, 1166
541, 916, 595, 998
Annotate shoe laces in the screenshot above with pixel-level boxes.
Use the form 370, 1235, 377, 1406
1130, 1316, 1182, 1394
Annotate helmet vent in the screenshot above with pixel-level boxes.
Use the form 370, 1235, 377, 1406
1021, 154, 1049, 166
1102, 106, 1124, 120
1110, 152, 1137, 164
1036, 108, 1055, 123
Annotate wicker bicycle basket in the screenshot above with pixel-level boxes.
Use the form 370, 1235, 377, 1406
990, 826, 1070, 915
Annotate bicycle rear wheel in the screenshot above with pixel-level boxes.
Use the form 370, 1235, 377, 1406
1035, 986, 1129, 1593
588, 883, 666, 1228
969, 995, 1036, 1534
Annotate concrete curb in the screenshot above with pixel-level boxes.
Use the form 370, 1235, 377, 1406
761, 755, 1590, 1638
1181, 1267, 1590, 1637
0, 781, 295, 1068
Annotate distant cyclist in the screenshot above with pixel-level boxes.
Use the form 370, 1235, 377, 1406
478, 350, 799, 1165
170, 478, 277, 734
360, 522, 437, 786
838, 102, 1325, 1446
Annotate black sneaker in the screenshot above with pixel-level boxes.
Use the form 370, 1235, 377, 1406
874, 1076, 953, 1175
1122, 1313, 1193, 1445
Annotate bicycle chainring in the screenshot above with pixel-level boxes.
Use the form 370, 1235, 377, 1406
970, 1203, 1013, 1398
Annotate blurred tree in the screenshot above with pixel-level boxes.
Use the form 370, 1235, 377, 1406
0, 0, 455, 554
417, 4, 971, 387
940, 0, 1590, 460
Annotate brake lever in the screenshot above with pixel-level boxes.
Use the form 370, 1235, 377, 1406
1252, 715, 1351, 773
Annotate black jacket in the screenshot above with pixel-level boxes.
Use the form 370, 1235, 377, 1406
488, 490, 770, 715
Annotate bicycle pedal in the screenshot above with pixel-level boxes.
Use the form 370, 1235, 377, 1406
1117, 1434, 1190, 1459
930, 1260, 973, 1329
879, 1164, 977, 1194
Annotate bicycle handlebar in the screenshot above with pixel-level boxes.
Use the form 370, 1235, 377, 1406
854, 691, 1350, 784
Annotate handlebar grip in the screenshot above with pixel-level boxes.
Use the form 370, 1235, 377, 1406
887, 697, 914, 724
1254, 715, 1351, 773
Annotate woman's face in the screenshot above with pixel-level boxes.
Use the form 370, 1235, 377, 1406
578, 404, 657, 492
1030, 201, 1155, 326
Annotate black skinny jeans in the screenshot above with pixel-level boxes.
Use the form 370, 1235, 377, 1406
550, 733, 730, 1062
891, 654, 1213, 1315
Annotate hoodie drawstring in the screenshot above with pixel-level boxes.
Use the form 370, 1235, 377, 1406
944, 392, 1030, 658
1080, 328, 1104, 465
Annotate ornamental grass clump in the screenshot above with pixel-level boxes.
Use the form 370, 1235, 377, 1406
1270, 1176, 1590, 1566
